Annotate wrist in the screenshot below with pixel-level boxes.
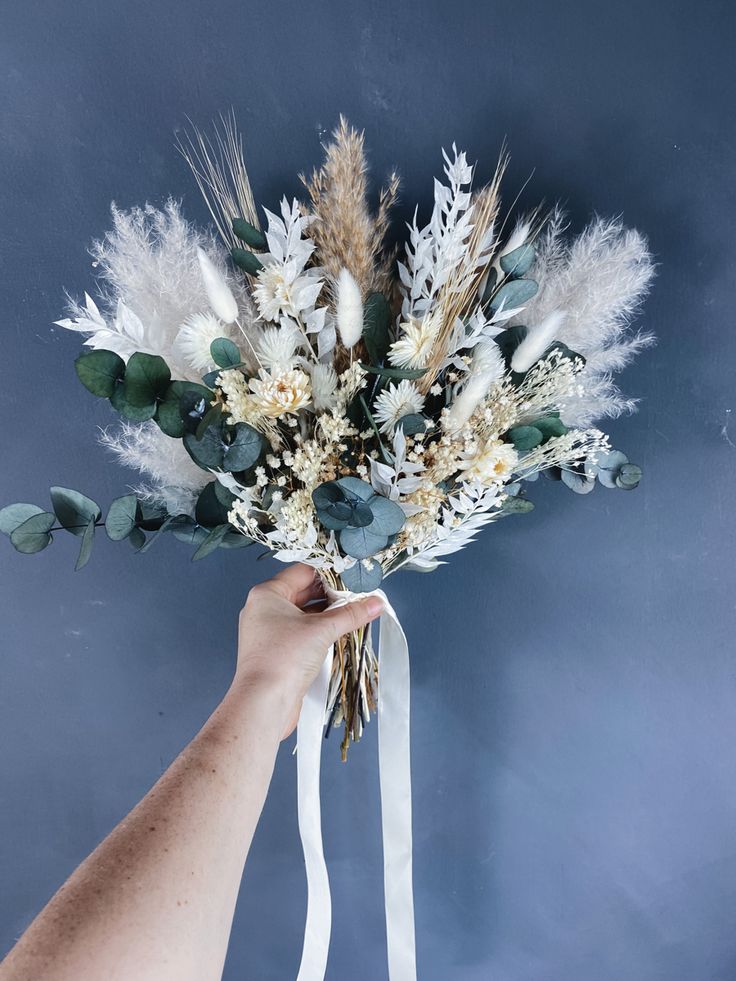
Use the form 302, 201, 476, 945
226, 669, 295, 735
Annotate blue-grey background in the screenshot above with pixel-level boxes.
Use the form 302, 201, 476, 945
1, 1, 734, 978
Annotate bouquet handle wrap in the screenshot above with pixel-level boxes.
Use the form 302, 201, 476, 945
295, 588, 416, 981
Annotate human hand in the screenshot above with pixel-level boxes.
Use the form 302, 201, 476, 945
234, 564, 384, 738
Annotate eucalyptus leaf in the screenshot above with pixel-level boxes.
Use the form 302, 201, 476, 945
10, 512, 55, 553
219, 530, 253, 549
561, 469, 596, 494
137, 500, 168, 531
500, 243, 535, 277
74, 349, 125, 398
196, 482, 232, 528
128, 527, 146, 551
123, 352, 171, 407
50, 486, 101, 537
184, 425, 226, 470
312, 482, 345, 510
156, 382, 212, 438
223, 423, 263, 472
172, 522, 210, 547
396, 413, 427, 436
336, 476, 375, 502
192, 523, 229, 560
75, 518, 96, 570
232, 218, 267, 250
339, 524, 388, 559
231, 248, 264, 275
616, 463, 642, 490
533, 416, 568, 440
501, 496, 535, 514
596, 450, 629, 488
195, 403, 223, 441
0, 503, 44, 536
489, 278, 538, 313
105, 494, 138, 541
110, 383, 157, 421
507, 425, 544, 451
365, 495, 405, 536
340, 560, 383, 593
210, 337, 241, 369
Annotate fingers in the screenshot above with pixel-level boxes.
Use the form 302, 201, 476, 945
316, 595, 384, 645
268, 564, 323, 607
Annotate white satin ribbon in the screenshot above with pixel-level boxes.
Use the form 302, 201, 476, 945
295, 588, 416, 981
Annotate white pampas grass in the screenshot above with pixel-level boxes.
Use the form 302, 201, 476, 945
58, 200, 254, 381
511, 310, 566, 374
335, 268, 363, 349
519, 212, 655, 424
197, 247, 239, 324
98, 422, 212, 516
446, 341, 505, 431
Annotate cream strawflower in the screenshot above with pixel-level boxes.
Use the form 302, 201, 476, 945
388, 313, 439, 369
373, 380, 425, 434
172, 312, 230, 373
248, 367, 312, 417
458, 439, 518, 486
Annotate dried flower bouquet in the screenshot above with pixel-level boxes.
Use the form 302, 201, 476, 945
1, 116, 654, 756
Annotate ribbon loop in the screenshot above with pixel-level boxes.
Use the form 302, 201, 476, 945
295, 588, 417, 980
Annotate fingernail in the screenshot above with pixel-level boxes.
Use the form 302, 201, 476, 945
366, 597, 384, 618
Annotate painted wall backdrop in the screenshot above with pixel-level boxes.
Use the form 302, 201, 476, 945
1, 1, 734, 978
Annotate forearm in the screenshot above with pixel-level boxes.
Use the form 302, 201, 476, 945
0, 679, 286, 981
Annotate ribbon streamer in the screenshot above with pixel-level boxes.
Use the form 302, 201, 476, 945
295, 588, 416, 981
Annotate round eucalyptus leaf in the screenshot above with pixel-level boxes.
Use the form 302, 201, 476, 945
489, 278, 538, 313
137, 500, 168, 531
616, 463, 642, 490
105, 494, 138, 541
533, 416, 568, 440
213, 480, 237, 510
561, 469, 596, 494
501, 496, 535, 514
223, 423, 263, 472
339, 525, 388, 560
110, 382, 157, 421
508, 425, 544, 451
74, 349, 125, 398
196, 482, 232, 528
195, 403, 223, 441
0, 503, 44, 536
127, 526, 146, 551
349, 501, 375, 528
75, 518, 96, 570
365, 495, 405, 536
184, 426, 226, 470
123, 352, 171, 407
232, 218, 267, 250
499, 243, 535, 277
50, 486, 101, 537
210, 337, 241, 369
336, 476, 375, 502
340, 560, 384, 593
172, 522, 209, 547
396, 413, 427, 436
596, 450, 629, 488
156, 381, 212, 438
312, 481, 345, 511
10, 512, 56, 553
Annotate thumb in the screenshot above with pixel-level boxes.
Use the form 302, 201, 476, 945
315, 595, 384, 645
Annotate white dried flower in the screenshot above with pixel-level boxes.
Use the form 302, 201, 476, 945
171, 312, 229, 373
388, 314, 439, 370
196, 247, 239, 324
253, 199, 323, 322
457, 440, 518, 486
310, 363, 339, 411
248, 367, 312, 417
446, 341, 505, 432
257, 326, 299, 370
335, 268, 363, 349
373, 380, 425, 434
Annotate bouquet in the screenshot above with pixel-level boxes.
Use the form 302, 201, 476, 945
1, 116, 653, 755
1, 116, 654, 978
